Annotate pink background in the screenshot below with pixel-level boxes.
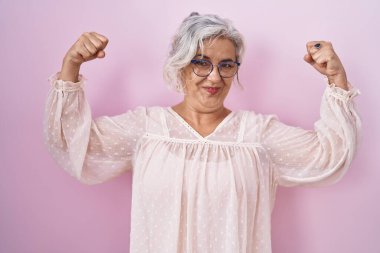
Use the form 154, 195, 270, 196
1, 0, 379, 252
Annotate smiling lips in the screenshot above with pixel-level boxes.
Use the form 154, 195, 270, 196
204, 87, 220, 95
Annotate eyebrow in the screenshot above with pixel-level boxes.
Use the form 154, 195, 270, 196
195, 54, 236, 62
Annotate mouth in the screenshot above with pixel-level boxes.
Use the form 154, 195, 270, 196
203, 87, 221, 95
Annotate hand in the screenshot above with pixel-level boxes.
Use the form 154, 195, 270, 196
64, 32, 109, 66
59, 32, 109, 82
304, 41, 348, 90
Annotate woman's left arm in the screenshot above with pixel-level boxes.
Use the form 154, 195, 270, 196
262, 41, 361, 187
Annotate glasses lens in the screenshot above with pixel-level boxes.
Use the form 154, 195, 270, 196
192, 59, 212, 77
219, 61, 238, 78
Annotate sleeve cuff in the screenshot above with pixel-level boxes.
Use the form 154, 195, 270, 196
323, 76, 360, 101
48, 72, 86, 92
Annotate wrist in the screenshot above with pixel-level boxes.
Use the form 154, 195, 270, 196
327, 73, 348, 91
59, 57, 81, 82
63, 55, 82, 68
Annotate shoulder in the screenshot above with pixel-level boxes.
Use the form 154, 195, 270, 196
127, 105, 165, 115
118, 106, 165, 124
238, 109, 280, 141
133, 106, 168, 126
140, 106, 164, 114
238, 109, 279, 125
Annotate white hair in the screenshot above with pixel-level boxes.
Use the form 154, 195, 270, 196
163, 12, 245, 93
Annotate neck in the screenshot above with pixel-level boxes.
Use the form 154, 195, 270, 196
171, 102, 230, 127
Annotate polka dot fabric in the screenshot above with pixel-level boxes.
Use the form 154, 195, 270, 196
44, 72, 360, 252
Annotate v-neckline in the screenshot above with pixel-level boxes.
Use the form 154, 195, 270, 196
167, 107, 235, 140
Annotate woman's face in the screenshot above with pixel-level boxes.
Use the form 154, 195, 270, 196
181, 38, 237, 112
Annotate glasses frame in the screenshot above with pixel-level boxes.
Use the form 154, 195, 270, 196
190, 59, 241, 78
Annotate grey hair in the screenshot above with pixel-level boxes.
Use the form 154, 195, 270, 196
163, 12, 245, 93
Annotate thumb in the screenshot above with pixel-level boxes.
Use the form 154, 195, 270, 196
303, 53, 313, 64
303, 53, 327, 75
96, 50, 106, 58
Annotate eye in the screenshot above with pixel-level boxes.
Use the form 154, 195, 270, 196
220, 62, 235, 68
193, 59, 209, 67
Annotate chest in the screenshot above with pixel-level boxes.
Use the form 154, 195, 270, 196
132, 136, 272, 200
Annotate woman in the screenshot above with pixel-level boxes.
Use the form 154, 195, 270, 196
44, 12, 360, 253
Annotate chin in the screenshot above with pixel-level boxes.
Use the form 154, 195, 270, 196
199, 97, 226, 110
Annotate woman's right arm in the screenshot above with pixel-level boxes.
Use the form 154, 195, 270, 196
43, 33, 147, 185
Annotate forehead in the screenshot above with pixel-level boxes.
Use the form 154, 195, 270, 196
197, 38, 236, 60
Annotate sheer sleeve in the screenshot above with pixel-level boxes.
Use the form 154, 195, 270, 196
43, 72, 147, 185
261, 81, 361, 187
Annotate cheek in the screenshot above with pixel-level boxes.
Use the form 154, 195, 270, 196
225, 79, 233, 88
183, 71, 204, 91
222, 80, 233, 93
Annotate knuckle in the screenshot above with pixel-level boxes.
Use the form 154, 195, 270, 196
82, 32, 91, 40
96, 42, 103, 49
102, 39, 108, 46
80, 33, 88, 40
102, 36, 109, 43
87, 48, 95, 55
315, 58, 322, 64
93, 40, 102, 47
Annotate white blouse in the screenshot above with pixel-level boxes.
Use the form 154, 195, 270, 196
44, 72, 361, 253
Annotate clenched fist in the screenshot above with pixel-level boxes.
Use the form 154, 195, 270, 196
59, 32, 109, 82
304, 41, 348, 90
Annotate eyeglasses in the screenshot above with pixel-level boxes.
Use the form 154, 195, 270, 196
190, 58, 241, 78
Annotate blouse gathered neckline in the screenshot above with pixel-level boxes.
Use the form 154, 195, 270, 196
167, 106, 235, 140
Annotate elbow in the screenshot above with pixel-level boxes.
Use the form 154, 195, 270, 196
306, 147, 353, 187
73, 168, 106, 186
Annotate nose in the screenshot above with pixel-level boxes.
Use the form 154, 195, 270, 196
207, 65, 222, 83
